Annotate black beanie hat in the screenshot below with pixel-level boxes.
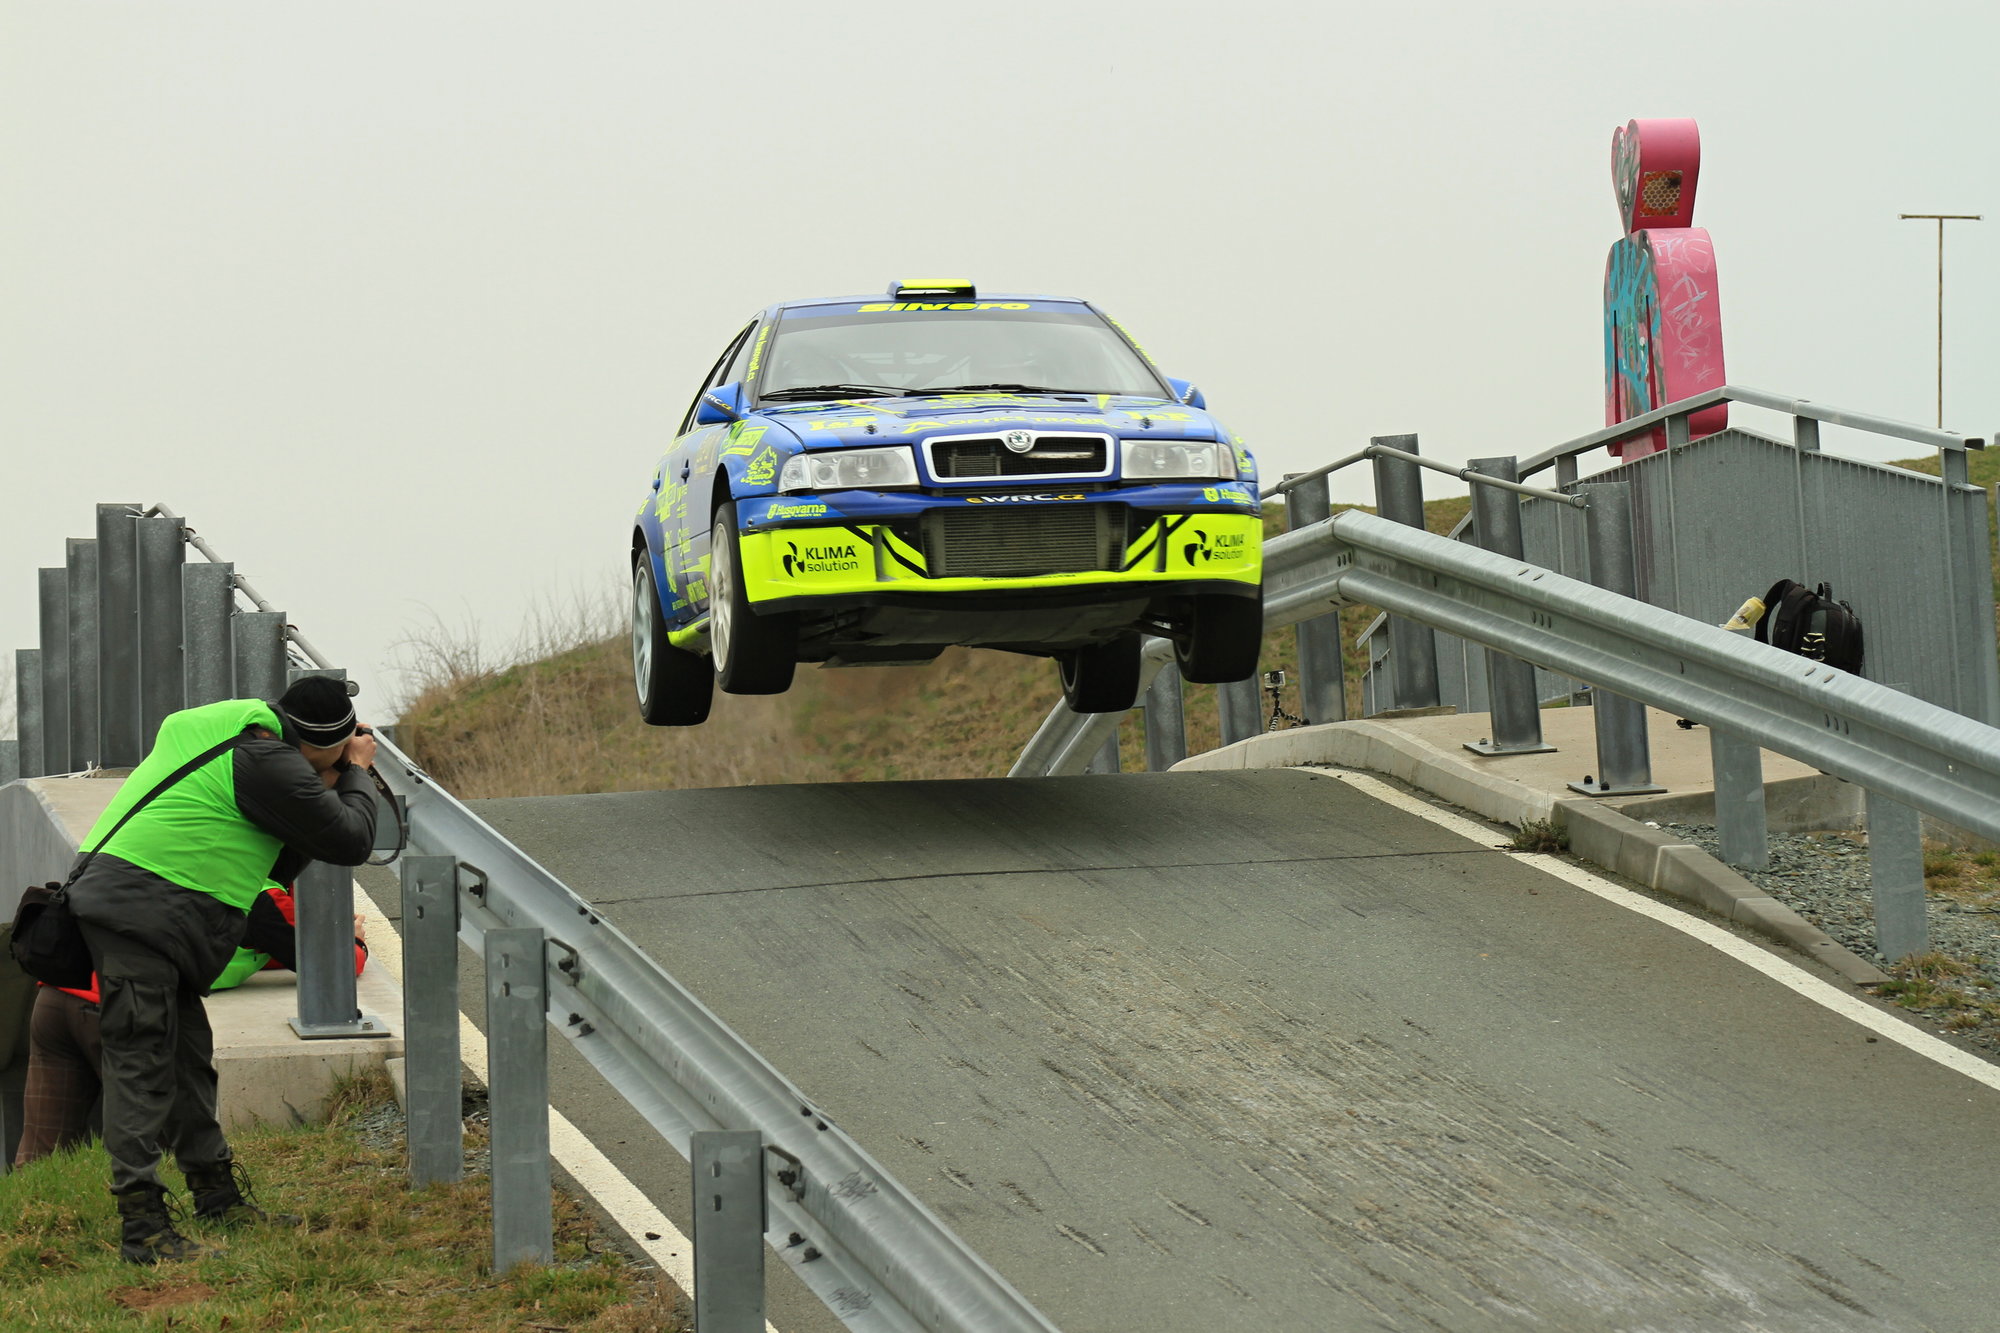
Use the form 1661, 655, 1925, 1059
277, 676, 357, 749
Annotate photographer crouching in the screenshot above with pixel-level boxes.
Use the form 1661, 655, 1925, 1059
64, 676, 377, 1262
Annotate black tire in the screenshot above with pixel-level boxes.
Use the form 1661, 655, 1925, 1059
1177, 590, 1264, 684
709, 501, 798, 695
633, 556, 714, 726
1058, 633, 1142, 713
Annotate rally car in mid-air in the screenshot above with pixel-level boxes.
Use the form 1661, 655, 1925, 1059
631, 281, 1264, 726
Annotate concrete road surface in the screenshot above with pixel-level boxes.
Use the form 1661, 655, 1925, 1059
459, 769, 1999, 1332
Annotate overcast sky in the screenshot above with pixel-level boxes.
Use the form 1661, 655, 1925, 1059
4, 1, 1995, 727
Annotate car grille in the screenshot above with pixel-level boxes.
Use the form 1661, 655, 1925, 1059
922, 505, 1128, 578
931, 435, 1109, 479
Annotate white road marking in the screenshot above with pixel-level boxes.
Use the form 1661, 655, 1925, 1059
1305, 768, 2000, 1096
354, 882, 780, 1333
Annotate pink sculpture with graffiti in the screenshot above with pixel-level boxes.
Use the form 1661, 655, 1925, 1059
1603, 118, 1726, 459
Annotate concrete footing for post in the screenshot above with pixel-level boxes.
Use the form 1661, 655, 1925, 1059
1172, 710, 1890, 986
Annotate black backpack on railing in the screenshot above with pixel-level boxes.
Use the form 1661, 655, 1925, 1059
1755, 579, 1864, 675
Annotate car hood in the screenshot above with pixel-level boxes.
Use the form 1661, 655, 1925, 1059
755, 392, 1223, 447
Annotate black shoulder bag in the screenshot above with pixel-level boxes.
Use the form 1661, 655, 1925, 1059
8, 735, 242, 988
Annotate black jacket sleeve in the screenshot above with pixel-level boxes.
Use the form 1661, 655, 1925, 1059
232, 735, 378, 868
239, 890, 299, 970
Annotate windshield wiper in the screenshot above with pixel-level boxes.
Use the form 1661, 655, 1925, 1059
757, 383, 909, 402
921, 383, 1075, 394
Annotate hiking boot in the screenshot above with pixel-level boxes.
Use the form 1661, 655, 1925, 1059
185, 1160, 301, 1228
116, 1185, 219, 1265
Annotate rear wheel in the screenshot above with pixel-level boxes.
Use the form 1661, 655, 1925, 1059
1058, 633, 1142, 713
1176, 590, 1263, 684
632, 556, 713, 726
710, 502, 798, 694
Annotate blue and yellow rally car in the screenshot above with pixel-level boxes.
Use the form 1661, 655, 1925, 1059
631, 282, 1264, 725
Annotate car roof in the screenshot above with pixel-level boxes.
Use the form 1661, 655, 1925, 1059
762, 292, 1093, 319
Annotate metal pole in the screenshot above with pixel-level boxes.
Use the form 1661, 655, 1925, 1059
232, 611, 288, 702
37, 569, 69, 775
486, 926, 554, 1273
692, 1130, 767, 1332
95, 503, 143, 768
1369, 435, 1440, 709
1464, 458, 1553, 757
1570, 484, 1664, 796
1898, 213, 1981, 429
1218, 677, 1260, 746
65, 540, 100, 771
1085, 726, 1121, 774
401, 856, 464, 1187
181, 562, 236, 708
1142, 668, 1187, 771
1284, 473, 1346, 725
1708, 728, 1769, 871
134, 514, 186, 751
1865, 791, 1927, 962
0, 740, 17, 786
13, 651, 41, 780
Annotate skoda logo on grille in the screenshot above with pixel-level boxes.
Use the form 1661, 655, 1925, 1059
1003, 430, 1035, 454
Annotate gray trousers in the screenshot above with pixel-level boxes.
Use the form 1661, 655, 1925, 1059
79, 922, 231, 1195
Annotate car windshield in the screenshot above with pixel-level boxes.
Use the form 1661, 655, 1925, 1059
757, 305, 1167, 400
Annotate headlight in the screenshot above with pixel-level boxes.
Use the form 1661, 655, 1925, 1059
778, 447, 919, 494
1121, 438, 1237, 480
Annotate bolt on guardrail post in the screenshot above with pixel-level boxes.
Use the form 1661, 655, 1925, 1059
96, 503, 143, 768
1085, 726, 1121, 774
65, 540, 101, 771
286, 667, 387, 1042
12, 650, 39, 780
1570, 484, 1664, 796
1284, 473, 1346, 725
1464, 458, 1554, 757
692, 1129, 767, 1332
37, 568, 70, 775
401, 855, 464, 1187
181, 562, 235, 709
232, 610, 288, 701
1708, 729, 1769, 871
1218, 676, 1261, 746
487, 926, 554, 1273
135, 514, 186, 753
1370, 435, 1440, 710
1864, 792, 1927, 962
1142, 668, 1187, 771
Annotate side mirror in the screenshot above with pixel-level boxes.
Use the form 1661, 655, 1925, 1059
695, 381, 747, 425
1165, 378, 1206, 410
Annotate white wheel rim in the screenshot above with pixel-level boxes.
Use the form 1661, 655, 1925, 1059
631, 567, 653, 703
710, 522, 734, 675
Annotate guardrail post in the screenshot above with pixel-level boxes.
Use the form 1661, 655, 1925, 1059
1085, 726, 1121, 774
1142, 669, 1187, 771
1570, 484, 1664, 796
286, 668, 387, 1042
1284, 474, 1346, 724
232, 610, 288, 701
402, 855, 464, 1187
182, 562, 235, 709
487, 926, 554, 1273
692, 1129, 767, 1332
65, 540, 101, 771
37, 568, 70, 775
135, 514, 186, 752
0, 739, 17, 785
1218, 677, 1260, 746
1464, 458, 1554, 757
1709, 729, 1769, 871
1370, 435, 1440, 710
1864, 792, 1927, 963
1940, 448, 2000, 725
96, 503, 143, 768
14, 651, 41, 779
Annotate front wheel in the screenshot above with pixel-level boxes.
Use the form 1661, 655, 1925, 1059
709, 502, 798, 695
1176, 590, 1263, 684
633, 557, 713, 726
1058, 633, 1142, 713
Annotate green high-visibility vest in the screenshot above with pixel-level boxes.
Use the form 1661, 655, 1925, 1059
84, 699, 287, 913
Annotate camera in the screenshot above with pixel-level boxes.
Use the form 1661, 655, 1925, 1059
1262, 670, 1286, 689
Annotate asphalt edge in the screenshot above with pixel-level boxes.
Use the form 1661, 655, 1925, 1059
1170, 720, 1890, 986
